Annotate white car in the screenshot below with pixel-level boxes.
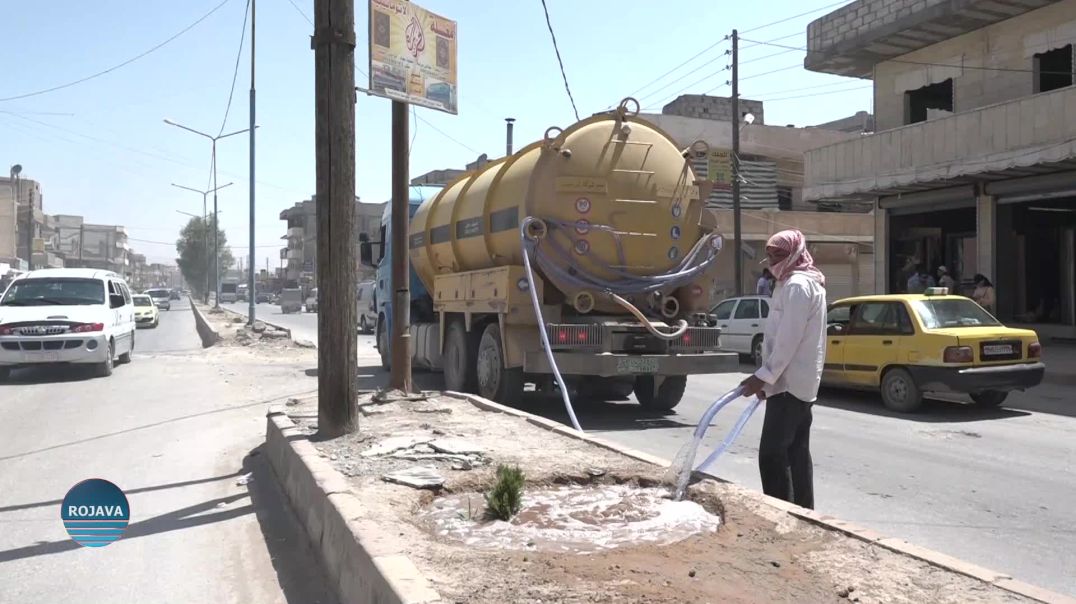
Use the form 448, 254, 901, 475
0, 268, 136, 380
711, 295, 770, 366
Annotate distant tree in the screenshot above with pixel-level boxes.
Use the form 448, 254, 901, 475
175, 216, 235, 301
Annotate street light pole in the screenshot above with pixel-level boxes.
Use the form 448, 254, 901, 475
173, 182, 232, 303
163, 118, 253, 308
248, 0, 257, 324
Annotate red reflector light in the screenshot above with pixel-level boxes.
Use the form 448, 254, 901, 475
71, 323, 105, 333
557, 330, 568, 343
576, 331, 587, 342
943, 346, 973, 363
682, 333, 692, 344
1029, 342, 1042, 358
0, 325, 13, 336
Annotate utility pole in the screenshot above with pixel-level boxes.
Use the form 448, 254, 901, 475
248, 0, 257, 325
731, 28, 743, 297
314, 0, 358, 436
78, 223, 84, 262
389, 101, 412, 392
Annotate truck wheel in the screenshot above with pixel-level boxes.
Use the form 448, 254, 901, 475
443, 320, 478, 393
634, 375, 687, 412
971, 390, 1008, 407
579, 377, 635, 401
880, 368, 923, 412
376, 318, 390, 370
476, 323, 523, 403
359, 315, 369, 334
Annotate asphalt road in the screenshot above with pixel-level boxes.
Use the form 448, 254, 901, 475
220, 303, 379, 356
0, 300, 336, 604
196, 304, 1076, 595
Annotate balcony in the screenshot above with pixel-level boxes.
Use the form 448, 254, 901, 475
805, 0, 1059, 77
286, 247, 302, 261
803, 85, 1076, 201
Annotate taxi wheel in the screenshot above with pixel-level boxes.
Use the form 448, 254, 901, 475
971, 391, 1008, 407
880, 368, 923, 413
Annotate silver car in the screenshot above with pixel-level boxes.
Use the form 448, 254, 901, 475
145, 288, 171, 311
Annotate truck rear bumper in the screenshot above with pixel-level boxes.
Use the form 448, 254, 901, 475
523, 351, 740, 377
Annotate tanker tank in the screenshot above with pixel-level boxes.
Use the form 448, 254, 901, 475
408, 98, 723, 317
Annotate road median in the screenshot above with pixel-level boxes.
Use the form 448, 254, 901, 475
264, 390, 1073, 604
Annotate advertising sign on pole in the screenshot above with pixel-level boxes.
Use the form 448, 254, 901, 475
708, 149, 733, 191
368, 0, 458, 114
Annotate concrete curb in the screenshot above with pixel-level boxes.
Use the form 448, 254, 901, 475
264, 408, 443, 604
217, 307, 293, 339
441, 390, 1075, 604
188, 297, 219, 348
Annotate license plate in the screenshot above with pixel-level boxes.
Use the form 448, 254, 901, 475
983, 344, 1013, 356
616, 357, 659, 374
35, 351, 60, 362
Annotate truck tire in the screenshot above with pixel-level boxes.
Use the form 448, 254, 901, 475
634, 375, 687, 412
476, 323, 523, 403
971, 390, 1008, 407
443, 320, 478, 393
377, 317, 390, 370
880, 367, 923, 412
579, 377, 635, 401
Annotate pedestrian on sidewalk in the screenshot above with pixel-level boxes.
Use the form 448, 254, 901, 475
973, 274, 996, 314
739, 229, 827, 510
937, 265, 956, 291
756, 268, 775, 296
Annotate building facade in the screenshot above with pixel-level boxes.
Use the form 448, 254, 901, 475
42, 214, 131, 274
0, 176, 45, 270
279, 196, 386, 289
803, 0, 1076, 336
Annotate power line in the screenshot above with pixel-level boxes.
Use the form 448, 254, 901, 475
749, 79, 868, 97
283, 0, 313, 26
741, 31, 803, 50
639, 61, 730, 105
740, 48, 797, 66
218, 0, 252, 136
626, 38, 729, 99
741, 0, 849, 34
644, 65, 732, 109
740, 63, 801, 81
538, 0, 579, 121
740, 38, 1076, 75
414, 114, 481, 155
0, 0, 235, 102
757, 85, 870, 102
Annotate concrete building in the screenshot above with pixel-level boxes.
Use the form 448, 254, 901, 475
0, 176, 45, 270
813, 111, 875, 133
802, 0, 1076, 337
279, 196, 386, 289
42, 214, 131, 274
662, 94, 766, 125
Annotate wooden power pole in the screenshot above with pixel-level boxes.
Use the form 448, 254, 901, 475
389, 101, 412, 393
731, 28, 743, 297
313, 0, 358, 436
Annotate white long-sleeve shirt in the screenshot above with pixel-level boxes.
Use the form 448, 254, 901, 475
754, 272, 827, 402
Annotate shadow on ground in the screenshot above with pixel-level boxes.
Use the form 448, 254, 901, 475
814, 387, 1031, 423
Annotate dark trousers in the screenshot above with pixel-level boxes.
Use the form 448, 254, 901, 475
758, 392, 814, 509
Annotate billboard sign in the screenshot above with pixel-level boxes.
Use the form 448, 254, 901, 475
368, 0, 458, 114
707, 149, 733, 191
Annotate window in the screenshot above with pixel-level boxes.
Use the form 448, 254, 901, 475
904, 79, 953, 125
849, 302, 913, 335
120, 283, 132, 304
734, 298, 760, 319
760, 300, 770, 318
712, 299, 737, 320
108, 281, 124, 309
378, 225, 387, 262
913, 299, 1000, 329
0, 278, 106, 306
827, 305, 851, 328
777, 186, 793, 211
1035, 45, 1073, 93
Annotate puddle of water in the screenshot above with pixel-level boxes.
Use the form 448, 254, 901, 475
419, 484, 721, 554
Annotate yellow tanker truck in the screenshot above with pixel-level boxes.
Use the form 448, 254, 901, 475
366, 99, 738, 410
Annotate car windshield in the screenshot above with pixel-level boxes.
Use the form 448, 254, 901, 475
0, 278, 105, 306
133, 296, 153, 307
147, 289, 168, 297
913, 299, 1001, 328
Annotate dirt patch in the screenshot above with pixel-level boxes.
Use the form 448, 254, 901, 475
286, 394, 1034, 604
195, 303, 301, 349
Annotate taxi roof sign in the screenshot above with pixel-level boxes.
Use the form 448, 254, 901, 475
924, 287, 949, 296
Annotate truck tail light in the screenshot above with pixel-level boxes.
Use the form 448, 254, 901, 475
1029, 342, 1042, 359
576, 331, 588, 342
943, 346, 973, 363
0, 325, 13, 336
557, 330, 568, 343
71, 323, 105, 333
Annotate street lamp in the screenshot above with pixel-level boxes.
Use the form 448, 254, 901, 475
163, 119, 255, 308
173, 182, 233, 304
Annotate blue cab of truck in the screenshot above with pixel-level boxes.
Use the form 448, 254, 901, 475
368, 185, 443, 366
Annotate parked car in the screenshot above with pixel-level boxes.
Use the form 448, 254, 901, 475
823, 289, 1044, 412
280, 288, 303, 314
132, 294, 160, 328
711, 295, 770, 366
145, 288, 171, 311
0, 268, 136, 380
305, 288, 319, 313
357, 281, 376, 334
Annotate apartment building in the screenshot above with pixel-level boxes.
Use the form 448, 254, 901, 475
279, 196, 386, 288
803, 0, 1076, 335
42, 214, 131, 274
0, 176, 45, 269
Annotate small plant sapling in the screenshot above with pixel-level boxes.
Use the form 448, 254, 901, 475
485, 464, 525, 521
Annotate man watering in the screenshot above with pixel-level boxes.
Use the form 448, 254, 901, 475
739, 229, 827, 510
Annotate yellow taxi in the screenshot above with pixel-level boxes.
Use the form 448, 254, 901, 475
132, 294, 160, 328
823, 289, 1044, 412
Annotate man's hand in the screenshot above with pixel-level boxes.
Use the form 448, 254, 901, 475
740, 375, 767, 399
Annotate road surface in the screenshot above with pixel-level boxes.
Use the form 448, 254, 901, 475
115, 301, 1075, 595
0, 299, 337, 604
221, 302, 379, 356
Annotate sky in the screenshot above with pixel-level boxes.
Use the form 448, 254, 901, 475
0, 0, 870, 266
